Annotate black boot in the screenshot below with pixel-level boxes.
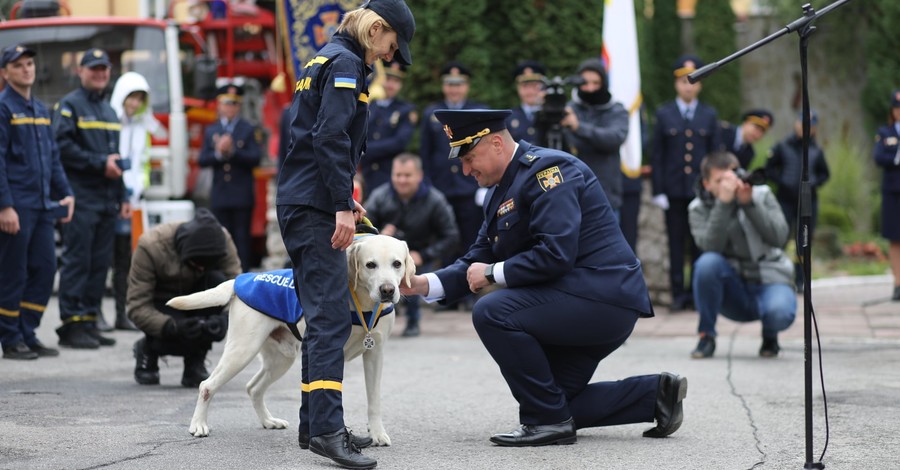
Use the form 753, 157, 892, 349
86, 323, 116, 346
309, 429, 377, 469
133, 338, 160, 385
182, 354, 209, 388
57, 322, 100, 349
299, 430, 373, 450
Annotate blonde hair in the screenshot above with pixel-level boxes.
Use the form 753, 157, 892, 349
336, 8, 394, 52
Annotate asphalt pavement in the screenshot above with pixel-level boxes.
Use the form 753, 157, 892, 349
1, 275, 898, 469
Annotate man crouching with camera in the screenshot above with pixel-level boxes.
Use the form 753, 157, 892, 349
687, 151, 796, 359
127, 209, 241, 386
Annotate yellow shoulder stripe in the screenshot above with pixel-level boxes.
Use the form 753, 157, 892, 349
304, 56, 329, 68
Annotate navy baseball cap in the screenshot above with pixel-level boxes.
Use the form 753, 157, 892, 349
797, 109, 819, 126
363, 0, 415, 66
81, 48, 111, 68
0, 44, 36, 68
433, 109, 512, 159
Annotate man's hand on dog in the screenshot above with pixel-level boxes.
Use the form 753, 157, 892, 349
400, 274, 429, 297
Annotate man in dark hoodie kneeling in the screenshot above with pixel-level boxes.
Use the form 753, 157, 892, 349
126, 208, 241, 387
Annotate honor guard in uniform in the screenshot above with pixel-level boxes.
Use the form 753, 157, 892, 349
874, 90, 900, 301
53, 47, 129, 348
507, 60, 546, 143
198, 83, 262, 272
718, 109, 773, 169
402, 109, 687, 446
0, 45, 75, 360
277, 0, 415, 468
361, 59, 416, 195
650, 55, 720, 311
420, 61, 488, 279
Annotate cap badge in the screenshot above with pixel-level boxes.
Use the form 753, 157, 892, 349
16, 46, 24, 53
93, 50, 103, 58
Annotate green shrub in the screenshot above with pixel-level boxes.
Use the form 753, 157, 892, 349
817, 138, 877, 236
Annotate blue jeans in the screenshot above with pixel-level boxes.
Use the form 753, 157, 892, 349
692, 252, 796, 338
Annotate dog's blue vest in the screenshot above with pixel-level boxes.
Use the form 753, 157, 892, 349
232, 269, 393, 326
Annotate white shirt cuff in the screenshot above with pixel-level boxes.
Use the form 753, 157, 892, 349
493, 261, 507, 286
423, 273, 445, 302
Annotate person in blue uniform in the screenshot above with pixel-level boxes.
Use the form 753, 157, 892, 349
0, 45, 75, 360
874, 90, 900, 301
276, 0, 414, 468
506, 60, 545, 143
53, 48, 128, 348
420, 61, 489, 286
719, 109, 773, 169
401, 109, 687, 446
361, 59, 416, 195
650, 55, 720, 312
198, 83, 262, 272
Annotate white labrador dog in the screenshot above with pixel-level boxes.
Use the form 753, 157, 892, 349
166, 234, 414, 446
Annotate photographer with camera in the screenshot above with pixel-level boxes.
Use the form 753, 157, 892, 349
687, 151, 796, 359
127, 208, 241, 387
559, 58, 629, 218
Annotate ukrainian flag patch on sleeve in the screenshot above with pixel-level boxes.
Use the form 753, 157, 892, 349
334, 73, 357, 89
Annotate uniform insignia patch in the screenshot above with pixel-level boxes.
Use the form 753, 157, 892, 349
525, 154, 537, 162
536, 166, 563, 191
497, 199, 515, 217
334, 73, 357, 89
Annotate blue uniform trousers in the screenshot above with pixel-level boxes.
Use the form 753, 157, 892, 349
472, 286, 658, 427
665, 197, 700, 303
58, 206, 116, 323
277, 205, 351, 437
211, 207, 253, 271
0, 209, 57, 348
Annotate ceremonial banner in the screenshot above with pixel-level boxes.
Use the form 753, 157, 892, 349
279, 0, 359, 83
602, 0, 643, 177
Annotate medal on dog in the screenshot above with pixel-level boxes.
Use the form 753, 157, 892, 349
364, 333, 375, 350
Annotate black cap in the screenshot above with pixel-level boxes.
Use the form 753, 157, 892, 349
383, 59, 406, 79
216, 83, 244, 102
433, 109, 512, 159
0, 44, 36, 68
892, 89, 900, 108
80, 48, 111, 68
741, 109, 774, 131
514, 60, 546, 84
673, 54, 703, 78
441, 61, 471, 85
363, 0, 416, 66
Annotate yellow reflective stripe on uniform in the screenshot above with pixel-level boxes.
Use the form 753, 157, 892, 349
0, 307, 20, 317
304, 56, 329, 68
60, 109, 72, 118
358, 93, 368, 104
300, 380, 343, 392
64, 314, 96, 323
77, 120, 121, 131
20, 301, 46, 312
10, 117, 51, 125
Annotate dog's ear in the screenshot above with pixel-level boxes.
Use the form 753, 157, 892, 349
347, 243, 361, 291
403, 243, 416, 287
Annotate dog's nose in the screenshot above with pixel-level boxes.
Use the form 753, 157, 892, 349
380, 284, 395, 302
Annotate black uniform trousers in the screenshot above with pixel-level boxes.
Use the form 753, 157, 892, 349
278, 205, 351, 437
665, 197, 700, 304
472, 285, 658, 427
211, 207, 253, 272
0, 209, 57, 348
58, 206, 116, 324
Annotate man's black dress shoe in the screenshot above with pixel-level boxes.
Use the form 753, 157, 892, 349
299, 431, 372, 450
643, 372, 688, 438
309, 429, 376, 469
489, 417, 577, 447
3, 342, 39, 360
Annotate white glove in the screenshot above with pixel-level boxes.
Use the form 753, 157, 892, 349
652, 194, 670, 210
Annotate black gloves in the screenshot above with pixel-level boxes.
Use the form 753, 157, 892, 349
163, 315, 227, 342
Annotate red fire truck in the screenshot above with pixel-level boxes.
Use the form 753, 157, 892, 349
0, 0, 289, 259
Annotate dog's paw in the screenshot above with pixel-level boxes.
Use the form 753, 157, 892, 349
189, 422, 210, 437
369, 430, 391, 447
262, 417, 289, 430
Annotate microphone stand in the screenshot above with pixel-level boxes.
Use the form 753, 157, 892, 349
688, 1, 853, 468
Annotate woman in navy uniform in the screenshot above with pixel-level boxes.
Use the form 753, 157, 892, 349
506, 60, 545, 143
276, 0, 414, 468
361, 59, 416, 194
402, 109, 687, 446
650, 55, 720, 311
873, 90, 900, 301
0, 45, 74, 360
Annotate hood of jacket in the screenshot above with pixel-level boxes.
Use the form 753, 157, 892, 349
110, 71, 151, 121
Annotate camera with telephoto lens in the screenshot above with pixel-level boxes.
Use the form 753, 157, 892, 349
534, 75, 585, 150
734, 168, 767, 185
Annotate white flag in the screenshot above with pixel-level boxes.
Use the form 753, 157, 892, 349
602, 0, 643, 177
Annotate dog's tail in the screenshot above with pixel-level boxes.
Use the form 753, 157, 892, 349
166, 279, 236, 310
